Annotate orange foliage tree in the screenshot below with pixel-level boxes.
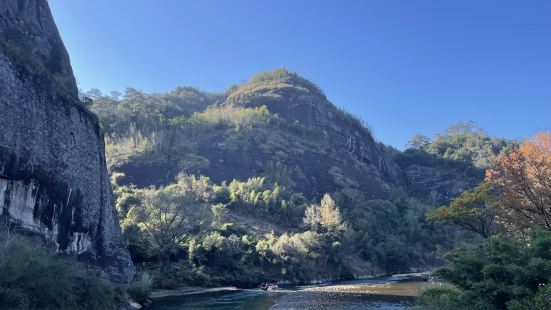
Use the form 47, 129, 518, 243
486, 132, 551, 234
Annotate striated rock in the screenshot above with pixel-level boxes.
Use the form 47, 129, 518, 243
0, 0, 134, 282
214, 73, 406, 198
404, 164, 481, 204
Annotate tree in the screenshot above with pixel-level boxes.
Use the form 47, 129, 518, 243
486, 132, 551, 234
319, 194, 347, 236
406, 133, 430, 151
445, 121, 486, 136
426, 183, 497, 238
417, 230, 551, 309
125, 186, 206, 286
302, 194, 346, 236
303, 204, 321, 231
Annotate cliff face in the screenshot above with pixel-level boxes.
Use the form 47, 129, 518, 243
100, 69, 482, 204
110, 72, 406, 199
213, 74, 406, 198
0, 0, 134, 283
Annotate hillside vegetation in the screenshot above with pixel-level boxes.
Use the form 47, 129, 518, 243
87, 69, 513, 288
417, 132, 551, 309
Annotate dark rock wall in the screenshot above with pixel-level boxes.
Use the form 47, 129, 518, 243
0, 0, 134, 283
221, 79, 406, 198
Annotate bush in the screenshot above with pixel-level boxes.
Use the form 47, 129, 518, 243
0, 235, 123, 310
419, 230, 551, 309
127, 272, 152, 303
534, 283, 551, 310
415, 286, 466, 310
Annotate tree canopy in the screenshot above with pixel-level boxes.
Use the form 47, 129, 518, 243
486, 132, 551, 234
426, 183, 497, 238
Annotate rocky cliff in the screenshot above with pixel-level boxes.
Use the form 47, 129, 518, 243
106, 70, 406, 199
0, 0, 134, 283
212, 72, 406, 197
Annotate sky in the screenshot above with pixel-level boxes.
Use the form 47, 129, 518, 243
49, 0, 551, 149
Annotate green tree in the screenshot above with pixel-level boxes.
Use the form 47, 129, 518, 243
406, 133, 430, 151
417, 230, 551, 309
125, 186, 208, 286
427, 183, 497, 238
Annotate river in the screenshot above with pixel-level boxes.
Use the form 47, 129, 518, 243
149, 274, 433, 310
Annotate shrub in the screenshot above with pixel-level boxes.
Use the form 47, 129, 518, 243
419, 230, 551, 309
127, 272, 153, 303
415, 286, 466, 310
0, 235, 123, 310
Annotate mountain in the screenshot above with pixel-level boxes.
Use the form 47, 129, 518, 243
95, 69, 405, 199
0, 0, 133, 283
92, 69, 505, 204
88, 70, 515, 282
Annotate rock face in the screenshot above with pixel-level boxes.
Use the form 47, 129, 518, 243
403, 164, 481, 204
213, 74, 406, 198
104, 70, 481, 204
112, 73, 406, 199
0, 0, 134, 283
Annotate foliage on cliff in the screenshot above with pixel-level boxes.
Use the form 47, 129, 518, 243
405, 122, 514, 169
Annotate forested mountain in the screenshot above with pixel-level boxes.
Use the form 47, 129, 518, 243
86, 68, 514, 287
90, 69, 404, 199
1, 0, 546, 307
89, 69, 511, 203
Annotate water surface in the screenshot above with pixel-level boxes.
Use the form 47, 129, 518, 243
149, 274, 431, 310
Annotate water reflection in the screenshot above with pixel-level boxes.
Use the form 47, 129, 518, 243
148, 290, 282, 310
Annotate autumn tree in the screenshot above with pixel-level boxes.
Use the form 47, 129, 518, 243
486, 132, 551, 234
426, 183, 498, 238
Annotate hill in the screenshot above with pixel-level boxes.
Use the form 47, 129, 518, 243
86, 69, 514, 285
93, 69, 401, 199
90, 69, 511, 203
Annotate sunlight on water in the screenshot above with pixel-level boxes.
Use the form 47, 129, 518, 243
149, 275, 434, 310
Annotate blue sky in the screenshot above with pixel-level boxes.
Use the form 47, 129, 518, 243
49, 0, 551, 149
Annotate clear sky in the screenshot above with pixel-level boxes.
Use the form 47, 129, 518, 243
49, 0, 551, 149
